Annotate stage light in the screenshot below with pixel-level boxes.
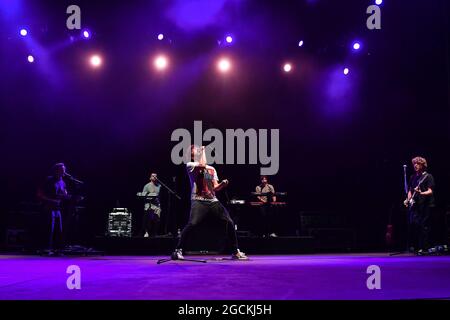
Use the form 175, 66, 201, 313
352, 42, 361, 50
217, 58, 231, 73
298, 40, 304, 47
82, 30, 90, 39
20, 29, 27, 37
375, 0, 382, 4
157, 33, 164, 40
27, 55, 34, 63
283, 63, 292, 73
343, 68, 349, 75
154, 55, 168, 70
226, 36, 233, 43
90, 55, 102, 68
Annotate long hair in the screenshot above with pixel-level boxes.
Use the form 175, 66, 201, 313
412, 156, 428, 169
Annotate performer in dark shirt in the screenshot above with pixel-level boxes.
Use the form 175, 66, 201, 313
37, 163, 75, 254
171, 145, 248, 260
404, 156, 435, 253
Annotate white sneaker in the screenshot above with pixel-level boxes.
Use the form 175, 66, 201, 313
144, 232, 149, 238
232, 249, 248, 260
269, 233, 277, 238
171, 249, 184, 260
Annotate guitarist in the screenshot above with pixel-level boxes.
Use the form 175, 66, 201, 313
37, 163, 77, 254
403, 156, 435, 254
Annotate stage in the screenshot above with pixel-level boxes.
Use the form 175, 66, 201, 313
1, 253, 449, 300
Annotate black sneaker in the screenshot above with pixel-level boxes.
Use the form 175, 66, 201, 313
171, 249, 184, 260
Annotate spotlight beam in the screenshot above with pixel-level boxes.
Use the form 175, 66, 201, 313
90, 55, 102, 68
217, 58, 231, 73
154, 55, 169, 71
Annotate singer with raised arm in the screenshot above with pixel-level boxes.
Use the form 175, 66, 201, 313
37, 163, 82, 255
139, 173, 162, 237
403, 156, 435, 254
171, 145, 248, 260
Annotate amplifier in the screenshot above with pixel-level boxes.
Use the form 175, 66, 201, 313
107, 208, 132, 237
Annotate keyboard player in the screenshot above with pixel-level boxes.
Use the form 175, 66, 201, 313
138, 172, 161, 237
255, 176, 277, 237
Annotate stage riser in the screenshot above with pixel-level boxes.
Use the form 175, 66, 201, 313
92, 236, 317, 255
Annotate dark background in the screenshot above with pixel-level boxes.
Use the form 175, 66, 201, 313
1, 0, 449, 250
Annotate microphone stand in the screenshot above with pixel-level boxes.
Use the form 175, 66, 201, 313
54, 174, 101, 256
65, 174, 84, 185
156, 177, 181, 237
390, 165, 412, 256
155, 176, 207, 264
156, 177, 181, 201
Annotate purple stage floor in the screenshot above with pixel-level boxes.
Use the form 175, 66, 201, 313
1, 253, 450, 300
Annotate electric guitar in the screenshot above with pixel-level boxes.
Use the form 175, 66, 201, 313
404, 173, 428, 209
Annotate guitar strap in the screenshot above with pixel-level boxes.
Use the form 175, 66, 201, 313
410, 172, 429, 202
415, 172, 428, 190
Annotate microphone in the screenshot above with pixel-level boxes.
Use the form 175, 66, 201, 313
403, 165, 408, 195
64, 173, 84, 184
